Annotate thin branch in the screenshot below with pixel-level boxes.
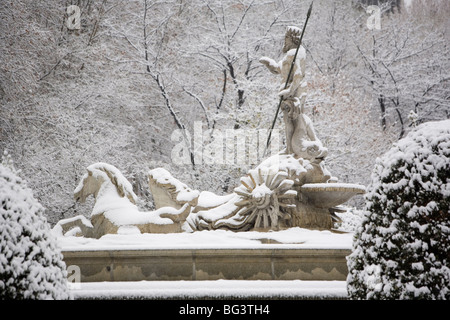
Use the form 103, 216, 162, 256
39, 53, 70, 81
230, 0, 255, 42
217, 69, 227, 110
182, 87, 211, 128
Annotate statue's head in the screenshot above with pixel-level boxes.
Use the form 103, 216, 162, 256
283, 26, 302, 53
73, 163, 138, 204
74, 170, 103, 203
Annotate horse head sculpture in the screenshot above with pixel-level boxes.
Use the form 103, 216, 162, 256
74, 162, 137, 205
57, 163, 191, 238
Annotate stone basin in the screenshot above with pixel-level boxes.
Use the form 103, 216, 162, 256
300, 183, 366, 208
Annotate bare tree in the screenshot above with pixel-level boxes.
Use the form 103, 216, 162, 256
352, 2, 449, 138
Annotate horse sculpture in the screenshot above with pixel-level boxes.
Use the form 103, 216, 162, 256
55, 163, 190, 238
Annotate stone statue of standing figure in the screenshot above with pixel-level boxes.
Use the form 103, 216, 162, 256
260, 26, 328, 163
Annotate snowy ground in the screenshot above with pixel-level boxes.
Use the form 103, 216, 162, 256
57, 227, 354, 251
70, 280, 348, 300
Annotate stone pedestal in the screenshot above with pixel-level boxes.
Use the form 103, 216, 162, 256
62, 248, 351, 282
292, 201, 333, 230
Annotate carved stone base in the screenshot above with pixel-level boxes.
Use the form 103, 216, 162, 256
291, 201, 333, 230
62, 248, 351, 282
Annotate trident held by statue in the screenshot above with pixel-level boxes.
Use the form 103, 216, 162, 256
264, 1, 314, 156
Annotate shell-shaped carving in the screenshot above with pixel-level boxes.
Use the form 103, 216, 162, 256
229, 168, 297, 230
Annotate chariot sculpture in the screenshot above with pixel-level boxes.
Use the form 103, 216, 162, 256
55, 22, 365, 239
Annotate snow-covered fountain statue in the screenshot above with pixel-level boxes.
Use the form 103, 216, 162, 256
181, 25, 365, 233
55, 25, 365, 239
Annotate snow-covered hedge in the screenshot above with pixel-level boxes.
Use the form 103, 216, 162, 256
0, 159, 71, 300
347, 120, 450, 299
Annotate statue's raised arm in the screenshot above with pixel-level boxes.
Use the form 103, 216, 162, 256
278, 26, 307, 100
260, 26, 306, 100
260, 25, 327, 161
259, 57, 280, 75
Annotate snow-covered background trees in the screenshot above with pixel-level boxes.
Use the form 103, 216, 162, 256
0, 0, 448, 225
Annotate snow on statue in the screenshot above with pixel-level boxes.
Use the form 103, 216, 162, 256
55, 21, 366, 238
260, 26, 327, 161
54, 163, 191, 238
